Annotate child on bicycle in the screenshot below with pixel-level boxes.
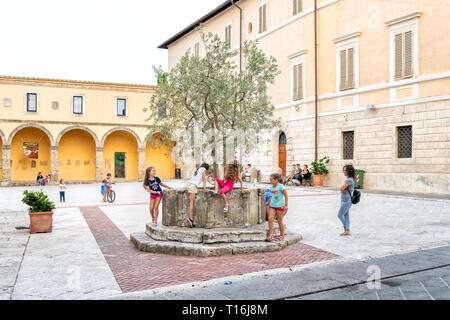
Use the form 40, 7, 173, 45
102, 173, 112, 202
144, 166, 173, 226
266, 173, 289, 242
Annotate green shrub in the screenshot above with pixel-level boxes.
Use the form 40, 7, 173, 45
311, 156, 331, 175
22, 190, 56, 213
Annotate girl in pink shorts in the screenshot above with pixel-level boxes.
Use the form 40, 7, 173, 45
214, 162, 243, 213
143, 166, 173, 226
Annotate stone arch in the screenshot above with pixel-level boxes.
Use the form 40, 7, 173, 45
0, 129, 6, 145
8, 123, 55, 146
143, 132, 176, 179
56, 126, 100, 148
101, 127, 141, 149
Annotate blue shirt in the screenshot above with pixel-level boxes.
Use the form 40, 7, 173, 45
145, 177, 162, 193
265, 189, 272, 204
269, 183, 286, 208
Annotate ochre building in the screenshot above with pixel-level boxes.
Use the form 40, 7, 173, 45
0, 76, 175, 185
160, 0, 450, 194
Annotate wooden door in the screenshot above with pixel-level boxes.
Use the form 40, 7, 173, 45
279, 145, 287, 177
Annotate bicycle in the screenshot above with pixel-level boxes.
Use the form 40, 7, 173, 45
106, 188, 116, 203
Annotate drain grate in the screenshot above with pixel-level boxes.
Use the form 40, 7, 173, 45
15, 226, 30, 230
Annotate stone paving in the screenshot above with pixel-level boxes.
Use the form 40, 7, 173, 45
0, 181, 449, 300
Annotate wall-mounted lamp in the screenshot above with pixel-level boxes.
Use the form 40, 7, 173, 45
365, 104, 376, 111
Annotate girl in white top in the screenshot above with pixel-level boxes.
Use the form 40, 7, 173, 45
185, 163, 210, 227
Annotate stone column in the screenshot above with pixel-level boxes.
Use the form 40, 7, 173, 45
96, 147, 103, 183
138, 147, 146, 181
50, 146, 58, 183
1, 145, 11, 186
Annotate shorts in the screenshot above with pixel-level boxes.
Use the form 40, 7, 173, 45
272, 207, 285, 212
185, 183, 198, 194
151, 193, 163, 200
215, 178, 234, 195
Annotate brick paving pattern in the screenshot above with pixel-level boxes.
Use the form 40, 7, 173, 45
80, 206, 340, 293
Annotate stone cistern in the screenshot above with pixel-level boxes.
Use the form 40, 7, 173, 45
131, 188, 302, 257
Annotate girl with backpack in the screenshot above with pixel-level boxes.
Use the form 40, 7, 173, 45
338, 164, 356, 236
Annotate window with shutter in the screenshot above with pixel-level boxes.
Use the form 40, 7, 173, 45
395, 30, 414, 80
225, 25, 232, 49
339, 47, 355, 91
293, 0, 303, 15
347, 48, 354, 89
263, 4, 267, 32
259, 6, 263, 33
293, 63, 303, 101
194, 42, 200, 57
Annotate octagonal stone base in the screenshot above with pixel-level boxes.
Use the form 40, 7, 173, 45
130, 223, 303, 257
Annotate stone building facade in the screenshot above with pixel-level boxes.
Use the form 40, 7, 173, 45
0, 76, 175, 185
159, 0, 450, 194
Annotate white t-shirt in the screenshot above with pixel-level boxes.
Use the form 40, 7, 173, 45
188, 167, 206, 186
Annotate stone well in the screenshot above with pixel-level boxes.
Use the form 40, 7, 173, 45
131, 188, 302, 257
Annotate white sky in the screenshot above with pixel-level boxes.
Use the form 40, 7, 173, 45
0, 0, 224, 85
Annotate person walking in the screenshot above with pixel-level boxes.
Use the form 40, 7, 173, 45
338, 164, 356, 236
59, 179, 66, 202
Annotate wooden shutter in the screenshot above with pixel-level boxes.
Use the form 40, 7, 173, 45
395, 33, 403, 80
298, 64, 303, 99
259, 6, 263, 33
347, 47, 354, 89
298, 0, 303, 13
293, 0, 297, 15
263, 4, 267, 32
293, 65, 298, 100
404, 30, 413, 78
340, 50, 347, 90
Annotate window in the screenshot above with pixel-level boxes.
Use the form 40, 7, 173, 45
339, 48, 355, 90
224, 24, 232, 49
387, 13, 420, 82
343, 131, 354, 160
116, 98, 127, 116
394, 31, 413, 80
26, 93, 37, 112
293, 0, 303, 15
397, 126, 412, 158
72, 96, 84, 115
194, 41, 200, 57
258, 2, 267, 34
292, 63, 304, 100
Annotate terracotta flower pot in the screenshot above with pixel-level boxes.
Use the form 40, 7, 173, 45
313, 174, 324, 187
29, 211, 53, 234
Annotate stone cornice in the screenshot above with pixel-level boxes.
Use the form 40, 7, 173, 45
332, 31, 361, 43
0, 119, 149, 128
385, 11, 422, 26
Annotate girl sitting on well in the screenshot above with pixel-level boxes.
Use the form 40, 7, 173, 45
213, 163, 242, 213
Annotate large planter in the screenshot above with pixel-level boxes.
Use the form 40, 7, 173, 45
29, 211, 53, 234
313, 174, 324, 187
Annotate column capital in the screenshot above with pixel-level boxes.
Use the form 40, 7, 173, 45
1, 145, 11, 150
51, 145, 59, 151
96, 147, 104, 152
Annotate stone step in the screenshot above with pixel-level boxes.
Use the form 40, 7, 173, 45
145, 223, 286, 244
130, 232, 303, 257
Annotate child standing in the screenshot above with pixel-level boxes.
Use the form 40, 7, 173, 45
214, 162, 243, 213
144, 167, 173, 226
266, 173, 289, 242
185, 163, 210, 228
59, 179, 66, 202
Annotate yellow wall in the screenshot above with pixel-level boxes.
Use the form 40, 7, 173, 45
58, 129, 96, 181
103, 131, 138, 180
0, 138, 3, 179
145, 141, 175, 180
11, 127, 51, 181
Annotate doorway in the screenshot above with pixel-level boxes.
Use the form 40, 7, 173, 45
278, 132, 287, 177
114, 152, 126, 179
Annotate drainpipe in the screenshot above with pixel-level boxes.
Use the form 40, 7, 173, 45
314, 0, 318, 162
231, 0, 243, 72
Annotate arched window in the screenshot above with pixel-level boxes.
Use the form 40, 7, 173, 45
279, 132, 287, 146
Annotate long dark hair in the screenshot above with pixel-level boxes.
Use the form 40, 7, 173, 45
343, 164, 356, 179
143, 166, 155, 187
194, 163, 210, 176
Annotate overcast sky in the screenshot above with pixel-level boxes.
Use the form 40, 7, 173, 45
0, 0, 224, 85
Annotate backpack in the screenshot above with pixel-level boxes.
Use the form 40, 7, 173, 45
347, 188, 361, 205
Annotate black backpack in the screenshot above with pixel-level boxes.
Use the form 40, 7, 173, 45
347, 188, 361, 205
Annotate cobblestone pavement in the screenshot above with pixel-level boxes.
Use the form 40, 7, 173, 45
1, 181, 449, 300
108, 245, 450, 300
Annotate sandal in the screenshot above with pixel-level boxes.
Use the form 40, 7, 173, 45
266, 235, 275, 242
223, 206, 229, 213
276, 236, 285, 242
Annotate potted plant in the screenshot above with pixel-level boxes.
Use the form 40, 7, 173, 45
22, 190, 56, 234
311, 156, 330, 187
